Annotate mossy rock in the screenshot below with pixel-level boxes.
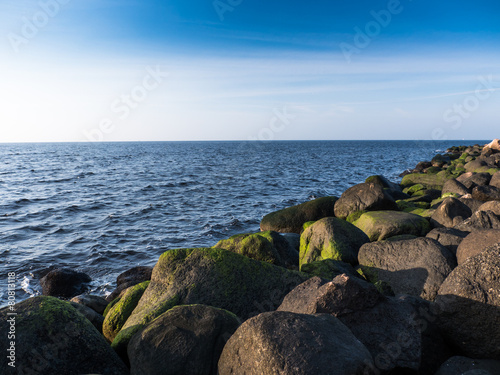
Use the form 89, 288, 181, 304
400, 173, 449, 190
300, 259, 360, 280
0, 296, 128, 374
353, 211, 431, 242
302, 221, 316, 231
406, 208, 435, 218
346, 210, 367, 224
299, 217, 369, 268
260, 196, 338, 234
103, 280, 150, 342
356, 266, 394, 296
403, 184, 425, 195
113, 248, 309, 362
426, 167, 442, 174
103, 297, 121, 318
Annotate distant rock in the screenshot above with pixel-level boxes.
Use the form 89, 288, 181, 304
128, 305, 240, 375
334, 182, 398, 220
40, 268, 91, 298
260, 196, 338, 234
218, 311, 374, 375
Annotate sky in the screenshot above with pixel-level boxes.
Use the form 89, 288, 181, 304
0, 0, 499, 142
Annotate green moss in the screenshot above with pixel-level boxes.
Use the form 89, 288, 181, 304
346, 210, 367, 224
301, 259, 356, 279
403, 184, 425, 195
103, 297, 120, 318
401, 173, 449, 190
302, 221, 316, 231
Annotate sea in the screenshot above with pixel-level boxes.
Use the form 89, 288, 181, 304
0, 140, 487, 306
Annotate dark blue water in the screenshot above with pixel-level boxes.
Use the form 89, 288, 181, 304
0, 140, 486, 305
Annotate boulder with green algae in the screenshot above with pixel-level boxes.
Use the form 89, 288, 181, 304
299, 217, 369, 268
112, 248, 309, 360
0, 296, 128, 375
353, 211, 431, 242
260, 196, 338, 234
103, 280, 150, 342
213, 231, 298, 268
400, 172, 450, 190
403, 183, 425, 195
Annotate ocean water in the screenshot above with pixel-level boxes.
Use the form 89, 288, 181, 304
0, 140, 486, 305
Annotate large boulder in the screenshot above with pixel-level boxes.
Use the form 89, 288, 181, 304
278, 275, 421, 373
260, 196, 338, 234
69, 301, 105, 333
365, 175, 409, 200
353, 211, 430, 241
429, 197, 472, 228
435, 356, 500, 375
103, 280, 150, 342
40, 268, 91, 298
484, 138, 500, 152
461, 172, 492, 189
456, 229, 500, 264
107, 266, 153, 302
0, 296, 128, 375
425, 227, 469, 254
358, 238, 456, 300
454, 210, 500, 231
334, 182, 398, 220
300, 259, 360, 280
435, 243, 500, 359
442, 178, 470, 196
128, 305, 240, 375
218, 311, 374, 375
114, 248, 309, 358
299, 217, 369, 268
465, 159, 488, 173
400, 172, 449, 190
472, 185, 500, 202
214, 230, 298, 268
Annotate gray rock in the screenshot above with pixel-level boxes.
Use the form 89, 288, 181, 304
436, 243, 500, 359
426, 227, 469, 255
358, 238, 456, 300
454, 210, 500, 231
442, 178, 470, 196
71, 294, 108, 315
477, 200, 500, 215
218, 311, 374, 375
430, 197, 472, 228
40, 268, 92, 298
461, 172, 492, 189
456, 229, 500, 264
128, 305, 240, 375
278, 275, 421, 373
490, 171, 500, 189
334, 182, 398, 220
0, 296, 128, 375
459, 197, 485, 214
70, 301, 105, 333
472, 185, 500, 202
300, 259, 361, 280
435, 356, 500, 375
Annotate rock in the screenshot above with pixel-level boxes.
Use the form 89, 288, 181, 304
214, 230, 298, 268
70, 301, 105, 333
400, 173, 449, 190
461, 172, 492, 189
114, 248, 309, 360
300, 259, 361, 280
442, 178, 470, 196
218, 311, 374, 375
414, 161, 432, 172
260, 196, 338, 234
40, 268, 92, 298
435, 356, 500, 375
353, 210, 431, 241
456, 171, 474, 184
465, 159, 488, 173
429, 197, 472, 228
484, 138, 500, 152
299, 217, 369, 268
432, 154, 451, 168
334, 182, 398, 220
365, 174, 409, 200
426, 227, 469, 254
459, 196, 484, 213
128, 305, 240, 375
282, 233, 300, 252
0, 296, 128, 375
108, 266, 153, 302
358, 238, 456, 300
490, 171, 500, 188
70, 294, 108, 315
454, 210, 500, 231
477, 200, 500, 215
435, 243, 500, 359
456, 229, 500, 264
278, 275, 421, 373
472, 185, 500, 202
103, 281, 150, 342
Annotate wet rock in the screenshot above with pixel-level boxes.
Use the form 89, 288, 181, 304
435, 243, 500, 359
218, 311, 374, 375
456, 229, 500, 264
334, 182, 398, 220
260, 196, 338, 234
40, 268, 92, 298
299, 217, 369, 268
0, 296, 128, 375
128, 305, 240, 375
358, 238, 456, 301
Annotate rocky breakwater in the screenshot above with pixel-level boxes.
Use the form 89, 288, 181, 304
2, 139, 500, 375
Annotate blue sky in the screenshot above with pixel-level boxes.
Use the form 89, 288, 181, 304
0, 0, 499, 142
